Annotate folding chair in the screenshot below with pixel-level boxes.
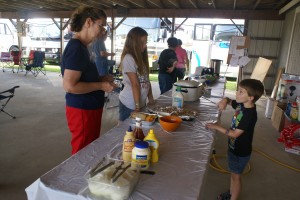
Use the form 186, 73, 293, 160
0, 86, 20, 119
0, 52, 14, 72
11, 50, 22, 73
19, 50, 35, 73
25, 51, 46, 77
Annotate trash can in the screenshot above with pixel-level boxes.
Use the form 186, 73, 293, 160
210, 59, 222, 75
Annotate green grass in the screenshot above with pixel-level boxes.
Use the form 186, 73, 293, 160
10, 64, 237, 91
45, 65, 60, 72
226, 80, 237, 91
149, 73, 158, 81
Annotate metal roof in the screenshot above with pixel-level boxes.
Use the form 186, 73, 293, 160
0, 0, 296, 19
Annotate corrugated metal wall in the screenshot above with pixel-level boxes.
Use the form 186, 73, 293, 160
244, 20, 284, 93
286, 7, 300, 74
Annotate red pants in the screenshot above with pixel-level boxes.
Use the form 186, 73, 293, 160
66, 106, 103, 154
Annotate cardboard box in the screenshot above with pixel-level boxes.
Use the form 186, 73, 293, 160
271, 101, 287, 132
283, 112, 300, 129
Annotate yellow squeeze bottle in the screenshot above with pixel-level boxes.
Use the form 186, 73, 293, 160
122, 126, 135, 162
144, 129, 159, 163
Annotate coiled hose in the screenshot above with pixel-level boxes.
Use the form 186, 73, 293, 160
209, 148, 300, 174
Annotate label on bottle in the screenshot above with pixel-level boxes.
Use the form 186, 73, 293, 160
123, 139, 135, 152
173, 96, 183, 108
132, 149, 149, 169
290, 106, 298, 120
145, 139, 158, 150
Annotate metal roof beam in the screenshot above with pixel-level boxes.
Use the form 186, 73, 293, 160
253, 0, 261, 10
189, 0, 198, 8
127, 0, 146, 8
146, 0, 163, 8
105, 0, 130, 8
279, 0, 300, 15
168, 0, 180, 8
0, 9, 285, 20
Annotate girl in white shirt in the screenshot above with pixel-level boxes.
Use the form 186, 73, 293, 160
119, 27, 155, 121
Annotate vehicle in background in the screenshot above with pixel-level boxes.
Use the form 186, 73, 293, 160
0, 19, 68, 65
0, 22, 16, 52
107, 18, 244, 78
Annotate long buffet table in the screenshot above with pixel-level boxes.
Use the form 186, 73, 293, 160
26, 79, 226, 200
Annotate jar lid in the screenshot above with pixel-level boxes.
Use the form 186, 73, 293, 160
135, 141, 149, 148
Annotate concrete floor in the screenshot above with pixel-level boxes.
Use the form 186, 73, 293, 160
0, 71, 300, 200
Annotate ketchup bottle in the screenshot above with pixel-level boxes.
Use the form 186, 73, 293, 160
134, 117, 145, 141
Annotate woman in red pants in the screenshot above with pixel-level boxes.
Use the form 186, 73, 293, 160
61, 6, 116, 154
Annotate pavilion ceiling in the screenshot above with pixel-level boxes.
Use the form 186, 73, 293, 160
0, 0, 297, 20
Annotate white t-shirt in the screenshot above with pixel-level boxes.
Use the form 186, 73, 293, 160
119, 54, 150, 110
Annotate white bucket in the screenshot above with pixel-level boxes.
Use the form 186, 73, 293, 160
265, 98, 275, 118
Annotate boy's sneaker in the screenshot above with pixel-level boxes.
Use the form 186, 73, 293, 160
217, 190, 231, 200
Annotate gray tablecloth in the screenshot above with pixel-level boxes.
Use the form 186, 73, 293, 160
26, 79, 225, 200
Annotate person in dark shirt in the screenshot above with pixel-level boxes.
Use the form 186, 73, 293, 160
206, 79, 264, 200
61, 6, 116, 154
158, 37, 178, 94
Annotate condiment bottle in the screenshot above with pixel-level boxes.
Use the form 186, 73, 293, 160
134, 117, 145, 141
172, 86, 184, 108
290, 102, 298, 120
296, 96, 300, 121
131, 141, 150, 170
122, 126, 135, 162
144, 129, 159, 163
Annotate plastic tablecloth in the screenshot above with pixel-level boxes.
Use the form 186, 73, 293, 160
26, 79, 225, 200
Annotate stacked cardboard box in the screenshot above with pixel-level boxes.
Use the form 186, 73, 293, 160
271, 101, 287, 132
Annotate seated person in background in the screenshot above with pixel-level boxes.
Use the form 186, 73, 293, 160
158, 37, 178, 94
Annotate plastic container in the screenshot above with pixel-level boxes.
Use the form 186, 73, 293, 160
122, 126, 135, 162
290, 102, 298, 120
84, 158, 139, 200
144, 129, 159, 163
130, 112, 157, 126
172, 86, 184, 108
133, 117, 145, 141
131, 141, 150, 170
296, 96, 300, 121
159, 115, 182, 132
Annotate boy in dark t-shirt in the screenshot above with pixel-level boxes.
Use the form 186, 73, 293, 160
206, 79, 264, 200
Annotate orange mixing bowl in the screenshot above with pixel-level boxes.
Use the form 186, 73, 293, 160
159, 116, 182, 132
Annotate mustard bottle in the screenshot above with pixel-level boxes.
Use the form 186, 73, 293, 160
122, 126, 135, 162
144, 129, 159, 163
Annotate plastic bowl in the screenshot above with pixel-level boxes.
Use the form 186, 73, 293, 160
159, 116, 182, 132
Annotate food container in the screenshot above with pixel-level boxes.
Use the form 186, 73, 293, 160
81, 158, 140, 200
159, 116, 182, 132
148, 106, 198, 121
172, 80, 204, 101
130, 112, 157, 126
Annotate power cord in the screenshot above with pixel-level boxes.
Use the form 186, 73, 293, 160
209, 148, 300, 174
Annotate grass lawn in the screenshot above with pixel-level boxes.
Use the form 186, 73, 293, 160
226, 80, 237, 91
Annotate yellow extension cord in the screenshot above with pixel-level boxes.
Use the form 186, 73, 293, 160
209, 148, 300, 174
